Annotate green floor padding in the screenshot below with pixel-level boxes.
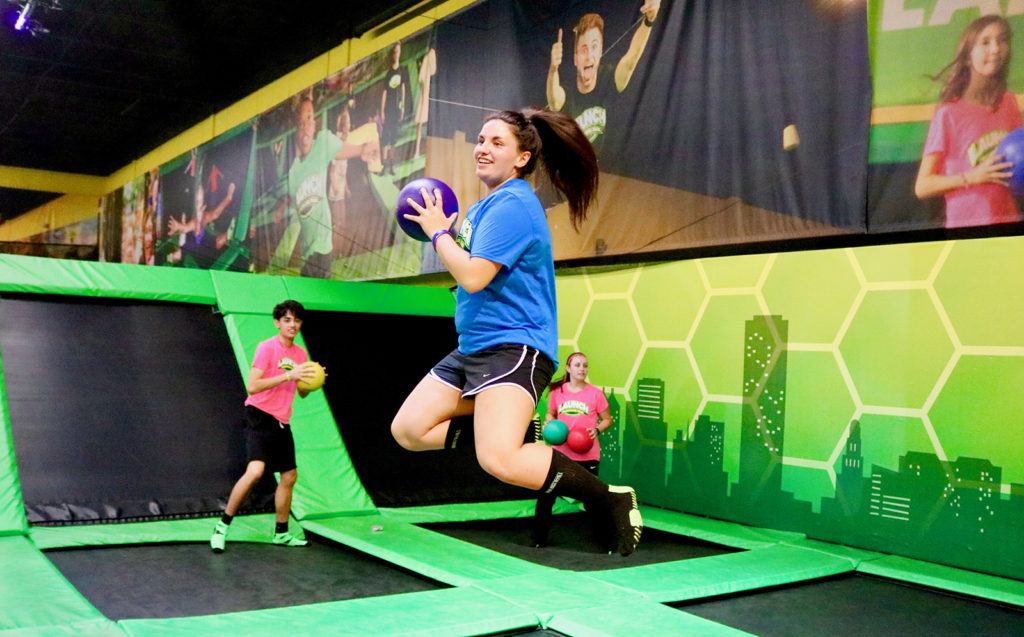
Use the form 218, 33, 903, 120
302, 514, 553, 588
588, 543, 857, 603
26, 514, 299, 550
117, 587, 539, 637
642, 507, 806, 550
378, 498, 581, 525
0, 536, 111, 632
780, 536, 885, 566
0, 618, 126, 636
0, 354, 26, 537
548, 600, 754, 637
858, 554, 1024, 608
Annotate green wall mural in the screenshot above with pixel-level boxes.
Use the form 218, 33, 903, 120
559, 235, 1024, 580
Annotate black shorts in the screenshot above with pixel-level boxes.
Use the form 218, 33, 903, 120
243, 406, 297, 473
429, 344, 555, 406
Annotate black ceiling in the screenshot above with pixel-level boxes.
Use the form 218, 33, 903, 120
0, 0, 425, 220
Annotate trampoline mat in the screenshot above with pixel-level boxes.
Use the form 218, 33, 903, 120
44, 531, 445, 620
422, 512, 739, 571
673, 572, 1024, 636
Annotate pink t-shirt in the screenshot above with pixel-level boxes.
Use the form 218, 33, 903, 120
549, 383, 609, 462
244, 336, 308, 423
922, 92, 1022, 228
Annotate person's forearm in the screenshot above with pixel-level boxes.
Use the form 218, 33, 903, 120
434, 234, 498, 293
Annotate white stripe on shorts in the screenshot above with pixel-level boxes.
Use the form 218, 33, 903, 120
464, 345, 541, 405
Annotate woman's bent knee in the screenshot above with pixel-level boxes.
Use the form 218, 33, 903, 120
391, 418, 423, 451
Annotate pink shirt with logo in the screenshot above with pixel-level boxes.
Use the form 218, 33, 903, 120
549, 383, 609, 462
922, 92, 1022, 228
244, 336, 308, 423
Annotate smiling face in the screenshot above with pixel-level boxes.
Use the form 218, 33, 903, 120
474, 119, 531, 192
969, 21, 1011, 78
274, 311, 303, 346
574, 27, 604, 93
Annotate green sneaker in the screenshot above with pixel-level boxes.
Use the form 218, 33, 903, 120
210, 522, 229, 553
272, 531, 309, 547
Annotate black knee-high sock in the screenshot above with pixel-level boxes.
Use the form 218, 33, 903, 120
541, 450, 608, 502
444, 415, 475, 449
542, 452, 642, 556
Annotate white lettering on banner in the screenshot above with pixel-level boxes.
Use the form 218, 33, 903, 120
931, 0, 1000, 25
881, 0, 925, 31
880, 0, 1009, 31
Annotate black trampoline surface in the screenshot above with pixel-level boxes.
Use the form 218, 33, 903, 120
674, 572, 1024, 637
422, 512, 739, 571
44, 531, 445, 620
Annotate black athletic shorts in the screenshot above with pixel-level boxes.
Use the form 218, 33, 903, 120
243, 405, 297, 473
429, 343, 555, 406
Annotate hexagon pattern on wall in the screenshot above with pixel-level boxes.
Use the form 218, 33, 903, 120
556, 237, 1024, 502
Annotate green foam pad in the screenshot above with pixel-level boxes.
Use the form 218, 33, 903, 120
549, 599, 755, 636
28, 514, 294, 550
589, 543, 856, 603
0, 536, 108, 631
0, 619, 126, 636
0, 254, 216, 302
302, 515, 551, 588
859, 554, 1024, 608
283, 275, 454, 316
642, 507, 806, 550
378, 499, 581, 524
119, 584, 537, 637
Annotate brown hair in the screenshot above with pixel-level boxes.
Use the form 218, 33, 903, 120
486, 107, 599, 231
548, 352, 587, 390
574, 13, 604, 42
937, 15, 1012, 110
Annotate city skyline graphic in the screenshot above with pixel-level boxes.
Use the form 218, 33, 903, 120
611, 315, 1024, 581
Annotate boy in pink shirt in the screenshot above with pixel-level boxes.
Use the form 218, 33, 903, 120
210, 300, 321, 552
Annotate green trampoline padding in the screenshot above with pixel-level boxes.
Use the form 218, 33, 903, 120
0, 536, 113, 632
859, 554, 1024, 608
0, 256, 217, 304
118, 586, 537, 637
0, 352, 26, 536
642, 507, 805, 550
378, 498, 581, 525
27, 514, 301, 551
589, 542, 857, 603
0, 619, 126, 636
303, 514, 552, 588
549, 599, 756, 637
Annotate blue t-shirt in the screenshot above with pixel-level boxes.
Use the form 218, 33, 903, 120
453, 178, 558, 366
